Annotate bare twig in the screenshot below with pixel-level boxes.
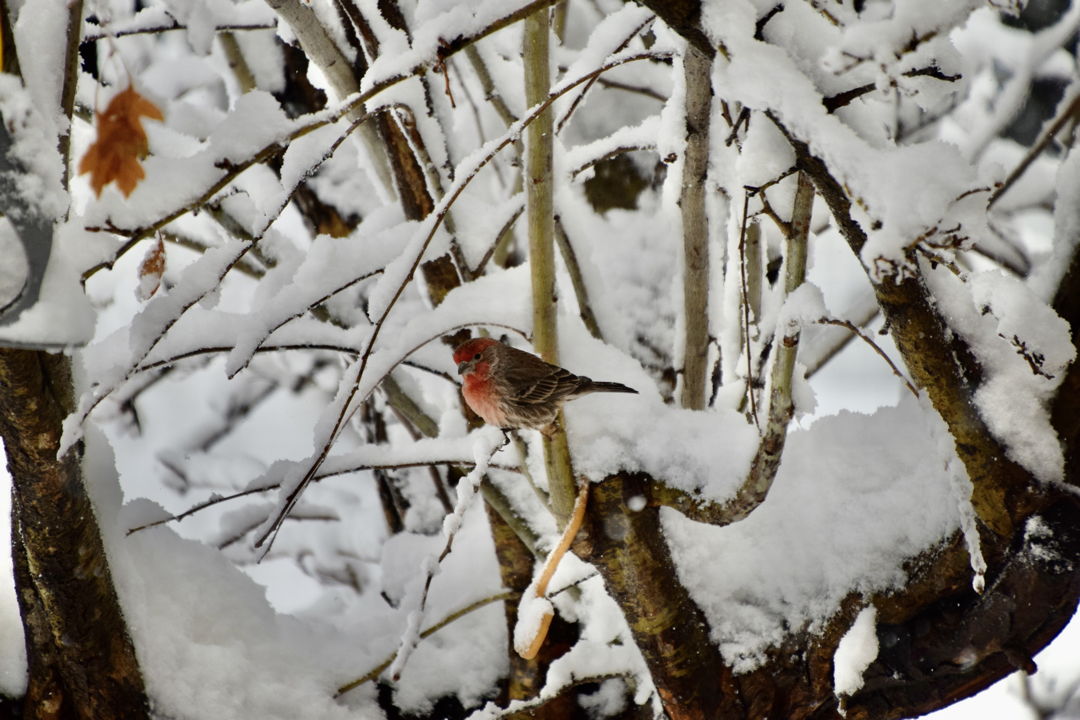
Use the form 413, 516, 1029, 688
125, 452, 521, 536
816, 317, 919, 397
990, 90, 1080, 207
595, 76, 666, 101
569, 143, 658, 179
801, 293, 879, 378
82, 20, 276, 42
554, 216, 603, 340
471, 202, 526, 277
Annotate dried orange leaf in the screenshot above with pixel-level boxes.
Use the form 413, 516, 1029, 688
79, 86, 164, 198
136, 235, 166, 301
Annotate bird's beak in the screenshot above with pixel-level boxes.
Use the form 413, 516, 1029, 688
457, 360, 472, 375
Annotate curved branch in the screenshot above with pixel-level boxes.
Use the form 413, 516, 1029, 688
770, 112, 1039, 539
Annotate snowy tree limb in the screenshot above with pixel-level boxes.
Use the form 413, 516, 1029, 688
573, 473, 729, 719
780, 124, 1034, 539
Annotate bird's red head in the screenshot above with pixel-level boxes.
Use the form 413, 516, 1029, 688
453, 337, 498, 378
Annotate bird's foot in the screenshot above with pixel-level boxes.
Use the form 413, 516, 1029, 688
499, 429, 512, 449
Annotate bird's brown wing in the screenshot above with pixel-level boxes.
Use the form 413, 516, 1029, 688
498, 346, 583, 406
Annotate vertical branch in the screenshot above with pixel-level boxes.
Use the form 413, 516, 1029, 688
576, 474, 732, 720
744, 220, 762, 329
738, 192, 759, 425
554, 216, 603, 340
524, 7, 576, 528
57, 0, 83, 191
747, 172, 812, 494
679, 45, 712, 410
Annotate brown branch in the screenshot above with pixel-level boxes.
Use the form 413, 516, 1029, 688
1, 351, 150, 718
823, 65, 960, 113
573, 473, 731, 718
817, 317, 919, 396
595, 76, 667, 101
990, 91, 1080, 207
554, 216, 603, 340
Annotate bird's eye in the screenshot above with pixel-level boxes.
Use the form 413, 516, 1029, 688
474, 353, 481, 360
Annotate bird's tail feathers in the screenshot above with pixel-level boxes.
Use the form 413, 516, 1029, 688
588, 380, 638, 394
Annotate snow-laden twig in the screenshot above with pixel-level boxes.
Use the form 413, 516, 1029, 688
335, 589, 519, 697
82, 1, 561, 280
388, 427, 505, 681
554, 8, 655, 134
124, 448, 520, 536
61, 239, 253, 455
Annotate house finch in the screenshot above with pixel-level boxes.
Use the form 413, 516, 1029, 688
453, 338, 638, 438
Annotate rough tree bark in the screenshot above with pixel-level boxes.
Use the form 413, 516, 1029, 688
0, 350, 149, 720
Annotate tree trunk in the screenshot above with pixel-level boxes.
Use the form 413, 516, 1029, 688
0, 350, 149, 719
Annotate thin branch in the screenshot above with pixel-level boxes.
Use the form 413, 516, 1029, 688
739, 190, 759, 428
569, 143, 658, 179
595, 76, 666, 101
554, 216, 603, 340
387, 432, 503, 680
130, 320, 526, 375
471, 202, 526, 278
335, 590, 519, 696
817, 318, 919, 397
82, 20, 276, 42
823, 64, 960, 113
990, 90, 1080, 207
216, 511, 337, 550
554, 14, 655, 134
801, 294, 879, 379
124, 455, 521, 536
